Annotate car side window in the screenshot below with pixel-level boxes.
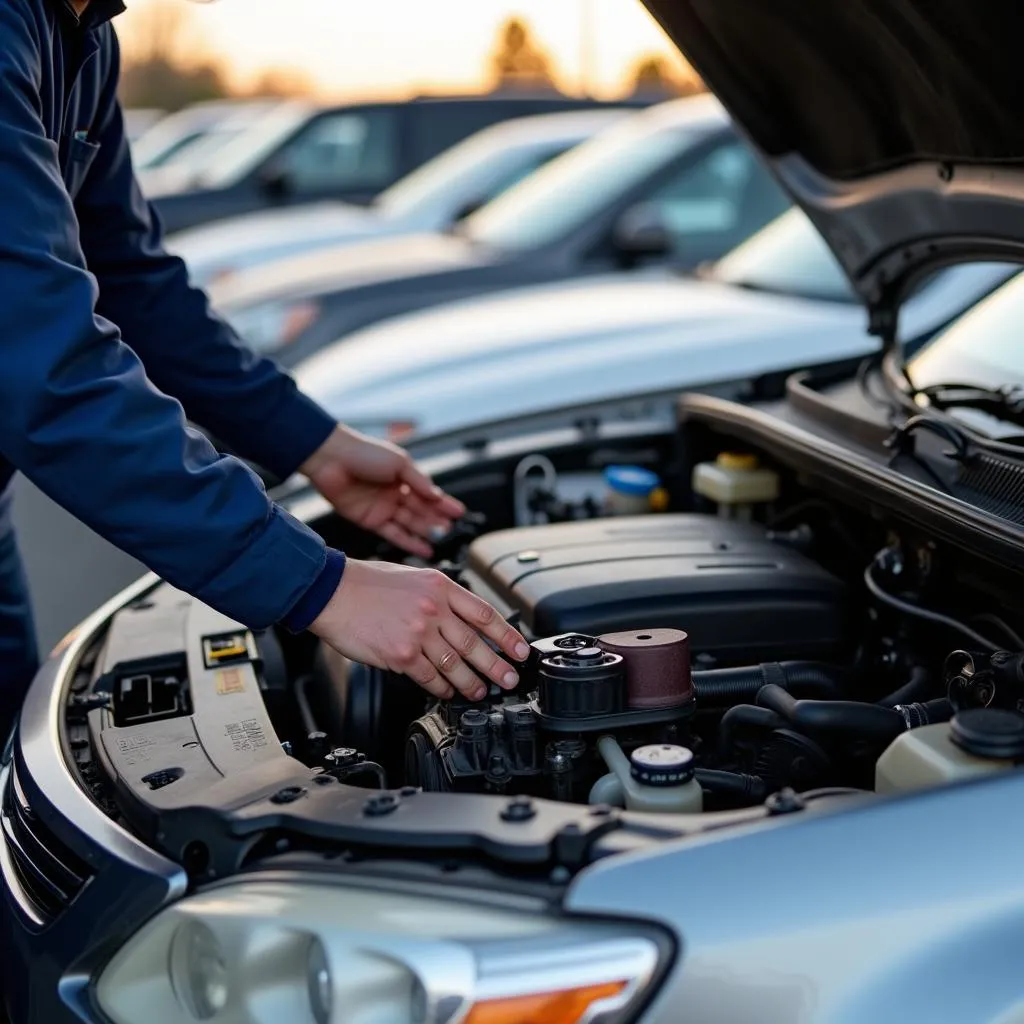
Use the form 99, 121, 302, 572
644, 142, 789, 260
275, 110, 400, 196
477, 145, 569, 206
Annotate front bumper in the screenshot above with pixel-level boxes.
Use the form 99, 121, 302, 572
1, 576, 185, 1024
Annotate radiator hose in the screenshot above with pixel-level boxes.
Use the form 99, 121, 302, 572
693, 662, 846, 707
758, 683, 904, 741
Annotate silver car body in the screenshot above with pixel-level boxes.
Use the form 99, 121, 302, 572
296, 210, 1011, 441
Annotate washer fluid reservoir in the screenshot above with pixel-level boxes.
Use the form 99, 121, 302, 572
875, 709, 1024, 793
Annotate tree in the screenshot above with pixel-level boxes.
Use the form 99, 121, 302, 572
629, 54, 704, 98
246, 68, 317, 101
117, 0, 229, 111
488, 17, 559, 93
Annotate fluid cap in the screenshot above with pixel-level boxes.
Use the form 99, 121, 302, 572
603, 465, 660, 497
629, 744, 695, 787
950, 708, 1024, 760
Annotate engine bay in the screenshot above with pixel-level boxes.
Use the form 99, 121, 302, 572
57, 421, 1024, 883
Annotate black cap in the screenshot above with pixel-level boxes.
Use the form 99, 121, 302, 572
950, 708, 1024, 760
629, 744, 695, 787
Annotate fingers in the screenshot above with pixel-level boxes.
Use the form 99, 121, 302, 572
377, 521, 433, 559
401, 655, 456, 701
448, 585, 530, 663
440, 618, 520, 690
423, 636, 488, 701
394, 503, 450, 543
399, 462, 466, 519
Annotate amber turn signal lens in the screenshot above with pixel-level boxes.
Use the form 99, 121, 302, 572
463, 980, 628, 1024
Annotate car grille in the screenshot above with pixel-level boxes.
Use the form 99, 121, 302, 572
1, 763, 91, 923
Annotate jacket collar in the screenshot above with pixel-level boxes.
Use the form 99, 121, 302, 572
57, 0, 127, 29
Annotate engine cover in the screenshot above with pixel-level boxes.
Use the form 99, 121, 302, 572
463, 514, 847, 664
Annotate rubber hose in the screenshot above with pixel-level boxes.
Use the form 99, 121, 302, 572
694, 662, 846, 707
718, 704, 786, 755
694, 768, 766, 803
880, 665, 932, 708
757, 683, 905, 742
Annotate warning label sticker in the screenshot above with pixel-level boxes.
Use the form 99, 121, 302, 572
224, 718, 268, 753
216, 668, 246, 695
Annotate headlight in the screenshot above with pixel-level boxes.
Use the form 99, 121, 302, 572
225, 299, 321, 356
95, 879, 666, 1024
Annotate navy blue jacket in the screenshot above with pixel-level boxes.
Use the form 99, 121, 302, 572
0, 0, 342, 630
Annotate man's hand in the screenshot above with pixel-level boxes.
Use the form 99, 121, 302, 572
301, 425, 465, 558
309, 559, 531, 701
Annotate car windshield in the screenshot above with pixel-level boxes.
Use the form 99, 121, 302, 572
460, 108, 711, 252
375, 129, 531, 222
908, 272, 1024, 392
196, 103, 314, 188
710, 208, 856, 302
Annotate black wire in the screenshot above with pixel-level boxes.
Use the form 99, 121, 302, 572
882, 351, 1024, 461
886, 449, 953, 494
864, 561, 1000, 652
857, 356, 897, 412
971, 613, 1024, 650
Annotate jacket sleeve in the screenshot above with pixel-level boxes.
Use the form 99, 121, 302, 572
75, 30, 337, 482
0, 7, 328, 629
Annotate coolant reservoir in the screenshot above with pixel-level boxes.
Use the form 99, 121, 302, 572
592, 736, 703, 813
692, 452, 779, 520
603, 465, 661, 516
875, 709, 1024, 794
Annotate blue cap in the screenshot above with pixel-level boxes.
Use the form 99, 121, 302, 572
603, 465, 660, 497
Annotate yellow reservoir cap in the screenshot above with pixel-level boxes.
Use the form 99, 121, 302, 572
648, 486, 670, 513
716, 452, 759, 472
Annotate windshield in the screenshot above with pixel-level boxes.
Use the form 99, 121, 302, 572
909, 272, 1024, 391
376, 129, 531, 222
460, 109, 708, 252
711, 208, 855, 302
197, 103, 313, 188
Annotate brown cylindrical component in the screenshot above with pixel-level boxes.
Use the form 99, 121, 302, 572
597, 628, 692, 709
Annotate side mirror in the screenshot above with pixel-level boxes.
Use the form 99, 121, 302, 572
612, 202, 675, 263
259, 162, 294, 201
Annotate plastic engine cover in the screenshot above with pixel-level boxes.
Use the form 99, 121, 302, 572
463, 514, 847, 664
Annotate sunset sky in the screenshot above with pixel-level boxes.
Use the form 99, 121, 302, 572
115, 0, 694, 100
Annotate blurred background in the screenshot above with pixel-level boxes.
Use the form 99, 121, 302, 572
114, 0, 700, 110
15, 0, 709, 653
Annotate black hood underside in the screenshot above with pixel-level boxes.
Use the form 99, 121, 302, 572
644, 0, 1024, 326
648, 0, 1024, 179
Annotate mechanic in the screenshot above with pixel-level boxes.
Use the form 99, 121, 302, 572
0, 0, 530, 742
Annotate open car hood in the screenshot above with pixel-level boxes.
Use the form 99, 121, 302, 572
642, 0, 1024, 336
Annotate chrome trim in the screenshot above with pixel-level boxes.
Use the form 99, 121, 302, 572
0, 763, 45, 928
16, 573, 187, 895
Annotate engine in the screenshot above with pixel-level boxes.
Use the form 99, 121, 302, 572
308, 513, 878, 811
69, 484, 1024, 837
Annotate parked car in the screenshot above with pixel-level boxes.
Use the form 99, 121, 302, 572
12, 4, 1024, 1023
122, 108, 165, 145
131, 100, 278, 174
295, 208, 1014, 443
166, 108, 632, 289
211, 95, 792, 366
144, 94, 643, 234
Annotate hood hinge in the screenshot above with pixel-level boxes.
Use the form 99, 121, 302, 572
868, 300, 900, 360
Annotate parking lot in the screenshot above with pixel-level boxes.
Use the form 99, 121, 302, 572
6, 1, 1024, 1023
